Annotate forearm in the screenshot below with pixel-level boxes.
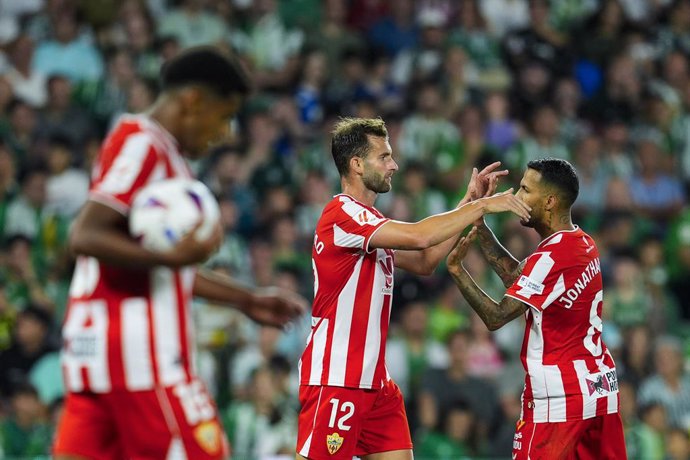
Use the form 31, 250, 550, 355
448, 264, 505, 330
475, 221, 520, 287
413, 200, 486, 248
70, 226, 169, 268
193, 269, 256, 311
449, 263, 527, 331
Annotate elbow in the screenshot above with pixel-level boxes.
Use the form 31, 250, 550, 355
416, 263, 436, 277
409, 232, 433, 251
486, 321, 503, 332
68, 227, 88, 256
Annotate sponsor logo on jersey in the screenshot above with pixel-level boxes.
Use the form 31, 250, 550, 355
517, 275, 545, 295
193, 421, 222, 455
327, 432, 344, 455
584, 369, 619, 397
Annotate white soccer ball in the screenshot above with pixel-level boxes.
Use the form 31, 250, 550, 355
129, 177, 220, 253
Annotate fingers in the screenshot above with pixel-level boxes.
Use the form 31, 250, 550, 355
508, 196, 531, 221
478, 161, 501, 176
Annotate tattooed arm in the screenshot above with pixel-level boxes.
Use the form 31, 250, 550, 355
447, 228, 528, 330
475, 221, 523, 287
448, 263, 528, 330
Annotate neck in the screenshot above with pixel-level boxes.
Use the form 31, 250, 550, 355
537, 211, 575, 239
341, 177, 377, 207
148, 96, 178, 142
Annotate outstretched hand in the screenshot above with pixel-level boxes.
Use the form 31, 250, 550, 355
465, 161, 508, 203
245, 287, 308, 328
481, 188, 531, 221
447, 226, 478, 272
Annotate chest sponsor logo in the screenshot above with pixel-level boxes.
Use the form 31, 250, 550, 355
517, 275, 544, 295
585, 369, 619, 397
327, 432, 344, 455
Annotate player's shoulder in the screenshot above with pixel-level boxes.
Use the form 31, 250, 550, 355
539, 227, 593, 251
105, 115, 174, 156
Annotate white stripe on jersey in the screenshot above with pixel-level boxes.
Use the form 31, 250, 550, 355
574, 360, 598, 419
543, 365, 566, 422
68, 256, 99, 298
543, 233, 563, 246
181, 267, 196, 374
599, 350, 619, 414
122, 297, 153, 390
96, 132, 151, 195
310, 319, 329, 384
526, 309, 549, 421
328, 257, 363, 386
333, 223, 365, 249
360, 252, 385, 386
541, 273, 566, 310
516, 252, 554, 299
62, 301, 111, 392
152, 268, 185, 385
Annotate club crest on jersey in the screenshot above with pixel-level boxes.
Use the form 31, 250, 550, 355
327, 432, 344, 455
193, 421, 222, 455
584, 370, 619, 397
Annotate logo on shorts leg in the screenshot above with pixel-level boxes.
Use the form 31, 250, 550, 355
326, 432, 344, 455
193, 421, 222, 455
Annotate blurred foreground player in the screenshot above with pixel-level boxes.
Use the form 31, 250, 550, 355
447, 158, 626, 459
53, 47, 305, 460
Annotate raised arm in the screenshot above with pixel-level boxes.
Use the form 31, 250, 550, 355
394, 163, 507, 276
474, 220, 522, 287
446, 228, 528, 330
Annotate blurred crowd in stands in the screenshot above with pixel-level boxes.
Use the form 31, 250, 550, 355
1, 0, 690, 458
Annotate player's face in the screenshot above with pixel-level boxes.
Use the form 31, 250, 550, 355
361, 136, 398, 193
184, 92, 242, 158
515, 168, 547, 227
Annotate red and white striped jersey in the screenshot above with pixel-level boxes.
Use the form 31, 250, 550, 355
506, 227, 619, 423
61, 115, 198, 393
299, 194, 394, 389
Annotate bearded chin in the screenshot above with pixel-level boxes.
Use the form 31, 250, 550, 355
364, 175, 391, 193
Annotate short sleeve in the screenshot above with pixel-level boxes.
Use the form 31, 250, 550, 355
505, 251, 564, 311
330, 199, 389, 253
90, 132, 159, 214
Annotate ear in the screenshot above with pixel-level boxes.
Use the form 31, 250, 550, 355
545, 193, 559, 210
349, 155, 364, 175
178, 87, 204, 115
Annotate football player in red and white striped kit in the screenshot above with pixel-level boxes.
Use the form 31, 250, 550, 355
295, 117, 531, 460
53, 47, 306, 460
447, 158, 626, 460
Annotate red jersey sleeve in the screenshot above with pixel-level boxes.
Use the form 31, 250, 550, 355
329, 197, 389, 253
90, 131, 159, 214
505, 250, 563, 311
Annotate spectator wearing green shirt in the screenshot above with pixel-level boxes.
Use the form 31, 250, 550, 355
0, 383, 53, 458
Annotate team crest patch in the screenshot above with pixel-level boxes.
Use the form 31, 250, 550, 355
193, 421, 222, 455
327, 432, 344, 455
